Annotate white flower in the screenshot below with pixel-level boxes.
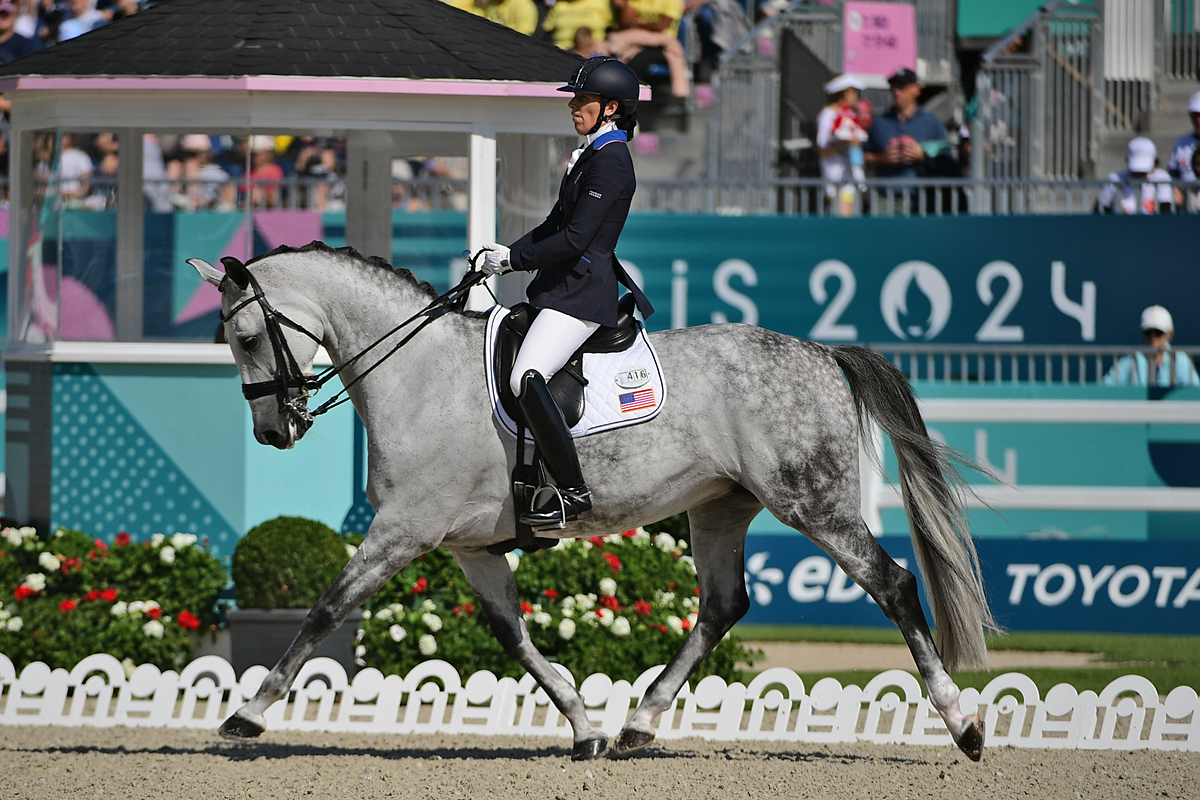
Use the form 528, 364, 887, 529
598, 578, 617, 597
150, 533, 165, 546
574, 594, 595, 611
145, 600, 161, 613
110, 601, 128, 617
581, 610, 598, 625
688, 612, 699, 629
580, 540, 593, 551
677, 539, 689, 551
505, 552, 520, 571
418, 634, 437, 655
127, 601, 146, 616
22, 573, 46, 593
38, 552, 59, 572
356, 628, 365, 641
561, 596, 576, 611
19, 527, 37, 542
654, 533, 676, 551
532, 611, 552, 627
170, 533, 197, 549
344, 543, 358, 559
375, 607, 393, 622
355, 644, 367, 657
558, 618, 576, 640
611, 617, 631, 636
142, 620, 165, 639
6, 617, 23, 632
421, 613, 442, 632
680, 555, 696, 574
0, 607, 8, 622
54, 528, 65, 538
421, 599, 436, 613
361, 609, 372, 620
121, 658, 136, 679
667, 615, 684, 635
1, 528, 20, 547
682, 597, 695, 610
596, 608, 614, 627
656, 591, 676, 605
388, 624, 407, 642
632, 528, 651, 543
560, 606, 574, 618
159, 546, 176, 564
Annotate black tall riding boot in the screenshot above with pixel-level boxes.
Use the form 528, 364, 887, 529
516, 369, 593, 529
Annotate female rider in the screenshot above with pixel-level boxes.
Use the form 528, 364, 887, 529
478, 56, 655, 529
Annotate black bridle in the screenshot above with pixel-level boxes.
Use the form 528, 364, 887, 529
220, 263, 490, 428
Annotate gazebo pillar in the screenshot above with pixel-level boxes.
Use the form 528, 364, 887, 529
466, 128, 497, 310
115, 128, 144, 341
345, 130, 395, 262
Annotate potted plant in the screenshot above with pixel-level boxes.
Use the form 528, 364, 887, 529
227, 516, 362, 676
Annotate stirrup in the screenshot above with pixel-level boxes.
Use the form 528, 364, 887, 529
520, 484, 593, 531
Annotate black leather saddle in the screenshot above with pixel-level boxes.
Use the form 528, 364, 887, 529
495, 293, 639, 428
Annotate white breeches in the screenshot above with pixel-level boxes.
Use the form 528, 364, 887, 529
510, 308, 602, 396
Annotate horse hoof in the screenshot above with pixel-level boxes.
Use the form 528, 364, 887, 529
954, 715, 985, 762
219, 710, 266, 740
611, 725, 655, 756
571, 736, 608, 761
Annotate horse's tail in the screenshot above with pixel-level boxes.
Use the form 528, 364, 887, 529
828, 344, 995, 672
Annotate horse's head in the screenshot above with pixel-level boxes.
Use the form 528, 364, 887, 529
189, 255, 325, 450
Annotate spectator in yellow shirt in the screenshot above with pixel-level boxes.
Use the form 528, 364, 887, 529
484, 0, 538, 36
605, 0, 689, 99
442, 0, 485, 16
542, 0, 613, 51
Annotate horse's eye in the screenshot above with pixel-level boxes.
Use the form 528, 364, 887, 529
240, 335, 260, 352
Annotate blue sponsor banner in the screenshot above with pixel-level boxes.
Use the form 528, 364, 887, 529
743, 534, 1200, 633
619, 214, 1200, 346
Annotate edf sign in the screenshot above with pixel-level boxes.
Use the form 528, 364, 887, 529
743, 535, 1200, 633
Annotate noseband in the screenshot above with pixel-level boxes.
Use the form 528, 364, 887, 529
220, 266, 488, 427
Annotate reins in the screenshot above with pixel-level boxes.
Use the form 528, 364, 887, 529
221, 259, 492, 425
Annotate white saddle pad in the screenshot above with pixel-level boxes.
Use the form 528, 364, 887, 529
484, 305, 667, 439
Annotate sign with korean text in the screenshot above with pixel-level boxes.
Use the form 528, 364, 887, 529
843, 0, 916, 78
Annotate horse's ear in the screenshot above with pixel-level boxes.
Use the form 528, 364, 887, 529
187, 258, 225, 288
221, 256, 251, 291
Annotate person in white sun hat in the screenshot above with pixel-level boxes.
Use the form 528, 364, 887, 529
816, 73, 868, 214
1168, 91, 1200, 182
1103, 305, 1200, 387
1098, 137, 1174, 214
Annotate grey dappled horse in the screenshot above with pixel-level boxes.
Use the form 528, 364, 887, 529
189, 242, 995, 761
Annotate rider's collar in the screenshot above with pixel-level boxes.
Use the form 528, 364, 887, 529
584, 121, 618, 149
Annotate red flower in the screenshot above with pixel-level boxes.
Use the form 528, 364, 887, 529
668, 582, 676, 590
588, 536, 606, 548
412, 577, 428, 594
464, 603, 475, 614
147, 607, 162, 619
543, 589, 560, 600
694, 587, 700, 596
634, 600, 652, 616
451, 605, 463, 616
82, 590, 102, 602
680, 618, 692, 631
602, 552, 622, 573
13, 585, 34, 601
520, 602, 533, 614
177, 610, 201, 631
100, 588, 119, 602
657, 624, 669, 633
621, 530, 636, 538
59, 599, 77, 612
61, 557, 82, 574
94, 539, 108, 551
598, 595, 620, 611
115, 532, 131, 547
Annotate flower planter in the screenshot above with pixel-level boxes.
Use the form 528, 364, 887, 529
226, 608, 363, 677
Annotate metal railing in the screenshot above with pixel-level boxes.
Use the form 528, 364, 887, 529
869, 343, 1200, 385
632, 176, 1200, 216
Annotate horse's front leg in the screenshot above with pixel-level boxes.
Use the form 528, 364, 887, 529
219, 517, 435, 739
453, 548, 608, 761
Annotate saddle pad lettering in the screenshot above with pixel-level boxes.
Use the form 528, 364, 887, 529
484, 305, 667, 439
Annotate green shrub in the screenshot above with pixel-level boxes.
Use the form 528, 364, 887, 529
232, 516, 354, 609
0, 526, 227, 672
357, 529, 758, 684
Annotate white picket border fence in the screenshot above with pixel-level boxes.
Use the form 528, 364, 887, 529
1, 653, 1198, 751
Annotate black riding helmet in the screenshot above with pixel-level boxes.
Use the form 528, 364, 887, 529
559, 56, 640, 134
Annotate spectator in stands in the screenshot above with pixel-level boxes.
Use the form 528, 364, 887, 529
0, 0, 40, 64
604, 0, 690, 103
1104, 305, 1200, 387
542, 0, 612, 52
483, 0, 537, 35
1097, 137, 1173, 215
572, 26, 604, 58
864, 68, 950, 179
166, 134, 235, 211
248, 135, 283, 209
58, 132, 93, 204
57, 0, 106, 41
286, 135, 343, 212
817, 73, 867, 215
442, 0, 484, 17
1168, 91, 1200, 208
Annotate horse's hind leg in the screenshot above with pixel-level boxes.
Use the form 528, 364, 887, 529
804, 518, 984, 761
454, 548, 609, 761
612, 490, 762, 755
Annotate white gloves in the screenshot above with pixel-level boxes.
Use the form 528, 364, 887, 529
477, 243, 511, 276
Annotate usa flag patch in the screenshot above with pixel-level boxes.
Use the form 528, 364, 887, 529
619, 388, 656, 413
